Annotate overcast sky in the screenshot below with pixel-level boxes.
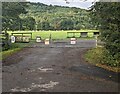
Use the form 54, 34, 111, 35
26, 0, 98, 9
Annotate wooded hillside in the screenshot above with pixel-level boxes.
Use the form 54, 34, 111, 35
2, 2, 97, 31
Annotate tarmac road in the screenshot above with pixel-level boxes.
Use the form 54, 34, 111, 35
2, 39, 119, 92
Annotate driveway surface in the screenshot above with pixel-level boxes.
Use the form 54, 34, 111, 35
2, 39, 119, 92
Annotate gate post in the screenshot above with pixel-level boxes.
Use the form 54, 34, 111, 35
70, 38, 76, 44
95, 36, 98, 48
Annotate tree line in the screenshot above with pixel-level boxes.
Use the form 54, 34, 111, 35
2, 2, 97, 31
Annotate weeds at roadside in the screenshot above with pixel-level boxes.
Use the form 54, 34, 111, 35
85, 47, 120, 72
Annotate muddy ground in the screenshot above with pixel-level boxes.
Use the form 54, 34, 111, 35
2, 39, 119, 92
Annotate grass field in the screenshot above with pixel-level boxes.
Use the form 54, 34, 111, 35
7, 30, 99, 40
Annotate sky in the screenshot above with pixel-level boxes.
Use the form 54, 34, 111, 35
26, 0, 99, 9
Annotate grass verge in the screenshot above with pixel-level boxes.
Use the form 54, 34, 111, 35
0, 48, 21, 60
1, 41, 32, 61
84, 47, 120, 73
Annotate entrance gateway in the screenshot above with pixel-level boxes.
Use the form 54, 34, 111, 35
28, 39, 96, 48
9, 32, 98, 48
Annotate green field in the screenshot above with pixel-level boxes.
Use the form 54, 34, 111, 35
7, 30, 99, 40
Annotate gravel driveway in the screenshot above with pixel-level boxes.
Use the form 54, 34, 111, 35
2, 39, 119, 92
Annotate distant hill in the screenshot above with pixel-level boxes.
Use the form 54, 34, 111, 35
20, 2, 96, 30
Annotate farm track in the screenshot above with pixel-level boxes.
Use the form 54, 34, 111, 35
2, 40, 119, 92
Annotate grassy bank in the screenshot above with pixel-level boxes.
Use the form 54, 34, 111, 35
85, 47, 120, 72
0, 48, 21, 60
1, 42, 33, 61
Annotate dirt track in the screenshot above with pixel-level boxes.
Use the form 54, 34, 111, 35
2, 40, 119, 92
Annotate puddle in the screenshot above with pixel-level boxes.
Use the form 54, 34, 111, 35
31, 81, 59, 89
39, 77, 42, 80
28, 67, 53, 73
11, 87, 32, 92
11, 81, 59, 92
41, 58, 48, 60
28, 69, 35, 72
38, 67, 53, 72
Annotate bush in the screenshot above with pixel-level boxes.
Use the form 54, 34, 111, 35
85, 47, 120, 67
9, 43, 19, 49
2, 39, 10, 51
2, 32, 11, 51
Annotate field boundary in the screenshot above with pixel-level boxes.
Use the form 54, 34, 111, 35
6, 30, 99, 40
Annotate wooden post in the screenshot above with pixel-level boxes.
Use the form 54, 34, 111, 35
49, 33, 52, 43
96, 36, 97, 48
31, 33, 32, 39
22, 33, 23, 42
71, 38, 76, 44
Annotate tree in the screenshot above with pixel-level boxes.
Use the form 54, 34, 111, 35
59, 19, 74, 30
51, 18, 61, 30
90, 2, 120, 59
2, 2, 28, 31
37, 21, 51, 30
22, 17, 36, 30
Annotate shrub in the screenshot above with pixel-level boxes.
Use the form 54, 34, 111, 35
85, 47, 120, 67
